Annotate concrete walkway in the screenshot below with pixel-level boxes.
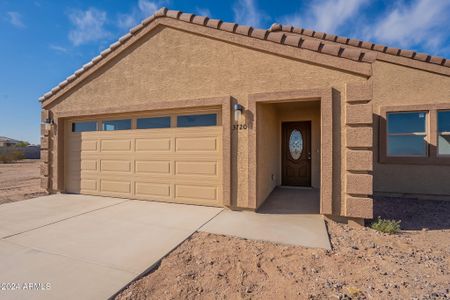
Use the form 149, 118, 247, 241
0, 195, 222, 300
200, 187, 331, 249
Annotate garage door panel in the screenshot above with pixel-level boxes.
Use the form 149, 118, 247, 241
66, 124, 223, 206
135, 161, 171, 175
80, 179, 97, 192
100, 139, 132, 151
81, 160, 97, 171
79, 153, 134, 160
175, 161, 218, 176
133, 153, 218, 160
100, 180, 131, 194
100, 160, 132, 173
135, 182, 172, 199
175, 184, 218, 202
175, 137, 218, 152
135, 138, 172, 152
81, 140, 98, 151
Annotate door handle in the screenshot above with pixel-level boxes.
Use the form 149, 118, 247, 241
308, 153, 311, 160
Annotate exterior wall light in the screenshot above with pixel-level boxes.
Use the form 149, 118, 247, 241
43, 118, 54, 131
233, 103, 244, 122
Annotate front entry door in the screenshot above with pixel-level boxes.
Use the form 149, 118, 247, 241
282, 121, 311, 186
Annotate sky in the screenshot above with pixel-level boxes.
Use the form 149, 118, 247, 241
1, 0, 449, 144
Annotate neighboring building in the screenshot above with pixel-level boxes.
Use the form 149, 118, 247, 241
0, 136, 20, 147
20, 145, 41, 159
39, 8, 450, 224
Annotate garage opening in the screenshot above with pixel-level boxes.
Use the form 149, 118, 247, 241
64, 107, 223, 207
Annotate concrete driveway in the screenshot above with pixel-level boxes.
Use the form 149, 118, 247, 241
0, 195, 222, 300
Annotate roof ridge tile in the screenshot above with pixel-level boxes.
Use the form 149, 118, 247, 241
166, 9, 181, 19
250, 28, 268, 40
220, 22, 237, 33
236, 25, 252, 36
269, 23, 448, 70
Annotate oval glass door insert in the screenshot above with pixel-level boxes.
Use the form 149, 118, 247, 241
289, 129, 303, 160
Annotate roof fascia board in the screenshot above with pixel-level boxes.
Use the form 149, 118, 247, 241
278, 31, 450, 77
374, 53, 450, 76
162, 18, 372, 76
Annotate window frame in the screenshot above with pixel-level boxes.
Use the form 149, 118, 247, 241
176, 113, 218, 128
386, 111, 428, 157
71, 120, 98, 133
102, 119, 132, 131
67, 108, 222, 134
136, 116, 172, 129
380, 104, 450, 165
437, 110, 450, 157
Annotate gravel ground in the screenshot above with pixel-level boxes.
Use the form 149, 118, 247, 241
117, 199, 450, 300
0, 160, 46, 205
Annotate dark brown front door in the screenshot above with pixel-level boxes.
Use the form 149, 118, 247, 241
282, 121, 311, 186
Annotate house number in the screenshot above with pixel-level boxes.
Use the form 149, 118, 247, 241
232, 124, 248, 130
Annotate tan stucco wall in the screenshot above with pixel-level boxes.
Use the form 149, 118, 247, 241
372, 61, 450, 196
256, 103, 279, 207
46, 25, 366, 210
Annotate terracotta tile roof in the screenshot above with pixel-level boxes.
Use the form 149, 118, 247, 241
39, 7, 450, 103
269, 23, 449, 68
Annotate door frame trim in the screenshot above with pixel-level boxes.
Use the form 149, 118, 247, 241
55, 96, 232, 207
281, 120, 312, 187
248, 88, 334, 214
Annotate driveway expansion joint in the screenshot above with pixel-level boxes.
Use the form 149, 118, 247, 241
0, 199, 130, 240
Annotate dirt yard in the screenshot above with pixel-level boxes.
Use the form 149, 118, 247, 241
117, 199, 450, 300
0, 160, 46, 205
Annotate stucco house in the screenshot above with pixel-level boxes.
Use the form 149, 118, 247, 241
39, 8, 450, 225
0, 136, 20, 147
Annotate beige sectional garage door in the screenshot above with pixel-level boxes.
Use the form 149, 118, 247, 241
65, 126, 223, 206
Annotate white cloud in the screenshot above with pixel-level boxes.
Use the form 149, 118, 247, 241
68, 8, 111, 46
279, 0, 450, 55
281, 0, 368, 33
6, 11, 25, 28
195, 7, 212, 17
368, 0, 450, 51
138, 0, 159, 16
49, 44, 69, 54
117, 13, 138, 29
117, 0, 165, 30
233, 0, 268, 28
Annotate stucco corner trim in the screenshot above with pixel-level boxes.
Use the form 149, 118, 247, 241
344, 81, 374, 219
247, 88, 333, 214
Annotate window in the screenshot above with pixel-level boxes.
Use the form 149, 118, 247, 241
177, 114, 217, 127
72, 121, 97, 132
102, 119, 131, 131
438, 110, 450, 155
137, 116, 171, 129
387, 112, 427, 157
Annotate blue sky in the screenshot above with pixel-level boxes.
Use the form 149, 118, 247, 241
1, 0, 449, 144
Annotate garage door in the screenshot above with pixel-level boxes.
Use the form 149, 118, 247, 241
65, 119, 223, 207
